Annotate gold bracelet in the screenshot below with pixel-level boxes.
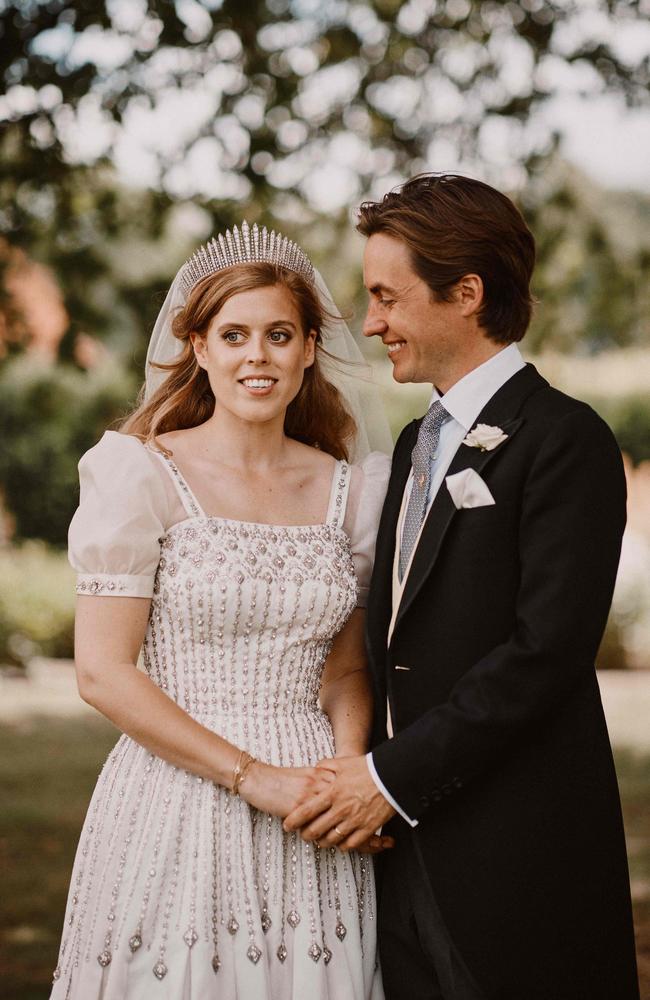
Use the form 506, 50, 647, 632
231, 750, 256, 796
238, 754, 257, 793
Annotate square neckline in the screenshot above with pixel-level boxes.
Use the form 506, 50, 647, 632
131, 433, 352, 532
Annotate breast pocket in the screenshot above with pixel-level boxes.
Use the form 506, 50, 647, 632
452, 498, 520, 562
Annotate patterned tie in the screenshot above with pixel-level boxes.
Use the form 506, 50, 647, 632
399, 400, 450, 580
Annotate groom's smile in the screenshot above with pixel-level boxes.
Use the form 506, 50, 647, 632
362, 231, 466, 390
362, 231, 496, 393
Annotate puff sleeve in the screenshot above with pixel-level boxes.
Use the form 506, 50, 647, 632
345, 451, 392, 608
69, 431, 170, 598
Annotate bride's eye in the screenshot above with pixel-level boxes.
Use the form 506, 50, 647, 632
223, 330, 244, 343
268, 329, 290, 343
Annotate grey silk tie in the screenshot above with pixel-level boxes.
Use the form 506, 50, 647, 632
399, 400, 450, 580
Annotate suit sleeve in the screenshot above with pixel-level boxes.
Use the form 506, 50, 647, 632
371, 405, 627, 821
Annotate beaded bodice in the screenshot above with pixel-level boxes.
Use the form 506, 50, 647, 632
144, 455, 358, 757
52, 446, 383, 1000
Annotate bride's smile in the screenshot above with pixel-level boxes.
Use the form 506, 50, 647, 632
192, 284, 316, 425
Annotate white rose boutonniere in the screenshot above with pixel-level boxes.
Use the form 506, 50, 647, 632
462, 423, 508, 451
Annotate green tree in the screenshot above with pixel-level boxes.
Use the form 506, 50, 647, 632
2, 0, 649, 355
0, 356, 137, 544
526, 169, 650, 351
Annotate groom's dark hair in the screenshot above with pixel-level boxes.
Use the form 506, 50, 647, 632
357, 173, 535, 344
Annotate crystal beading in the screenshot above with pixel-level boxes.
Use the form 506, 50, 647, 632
50, 456, 379, 991
152, 960, 168, 980
179, 221, 315, 296
128, 932, 142, 953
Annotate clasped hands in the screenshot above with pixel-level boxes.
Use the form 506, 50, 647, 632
283, 754, 396, 855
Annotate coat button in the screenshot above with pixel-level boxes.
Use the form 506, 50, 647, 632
452, 777, 463, 790
420, 795, 430, 808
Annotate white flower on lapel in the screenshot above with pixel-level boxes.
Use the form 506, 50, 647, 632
462, 423, 508, 451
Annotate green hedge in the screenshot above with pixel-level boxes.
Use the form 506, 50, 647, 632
588, 394, 650, 467
0, 542, 75, 665
0, 358, 137, 547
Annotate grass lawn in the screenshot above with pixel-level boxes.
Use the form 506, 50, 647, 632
0, 716, 119, 1000
0, 717, 648, 999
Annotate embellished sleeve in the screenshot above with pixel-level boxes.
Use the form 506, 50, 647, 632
68, 431, 169, 598
346, 451, 392, 608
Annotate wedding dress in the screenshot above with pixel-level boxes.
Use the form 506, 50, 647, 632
50, 431, 389, 1000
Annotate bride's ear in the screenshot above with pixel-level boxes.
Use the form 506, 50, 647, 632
190, 332, 208, 369
304, 330, 317, 368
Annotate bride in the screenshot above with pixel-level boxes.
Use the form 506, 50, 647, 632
50, 223, 393, 999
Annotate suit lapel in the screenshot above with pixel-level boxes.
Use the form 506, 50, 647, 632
392, 364, 547, 636
366, 421, 417, 662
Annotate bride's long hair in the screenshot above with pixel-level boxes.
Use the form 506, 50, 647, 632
121, 263, 356, 460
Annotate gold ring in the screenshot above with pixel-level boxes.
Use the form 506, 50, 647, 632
334, 825, 344, 837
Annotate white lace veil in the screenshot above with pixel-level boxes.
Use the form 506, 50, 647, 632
144, 254, 393, 462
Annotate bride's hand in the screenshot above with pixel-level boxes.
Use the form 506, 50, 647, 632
239, 762, 334, 818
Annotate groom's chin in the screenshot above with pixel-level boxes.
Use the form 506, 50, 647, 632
390, 364, 411, 384
391, 366, 420, 385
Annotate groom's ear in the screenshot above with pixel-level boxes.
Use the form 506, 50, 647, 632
455, 274, 483, 317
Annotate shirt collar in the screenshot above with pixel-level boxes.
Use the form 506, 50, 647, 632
429, 343, 526, 432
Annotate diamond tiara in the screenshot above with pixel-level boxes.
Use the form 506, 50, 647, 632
179, 221, 315, 296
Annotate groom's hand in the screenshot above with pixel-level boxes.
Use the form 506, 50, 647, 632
283, 754, 396, 852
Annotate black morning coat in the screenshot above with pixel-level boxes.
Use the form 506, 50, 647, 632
367, 364, 640, 1000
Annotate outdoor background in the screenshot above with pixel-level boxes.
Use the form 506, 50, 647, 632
1, 1, 649, 997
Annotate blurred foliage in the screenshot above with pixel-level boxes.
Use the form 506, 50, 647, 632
0, 356, 137, 545
0, 542, 75, 665
1, 0, 650, 358
596, 617, 632, 671
0, 0, 649, 549
590, 393, 650, 468
526, 176, 650, 352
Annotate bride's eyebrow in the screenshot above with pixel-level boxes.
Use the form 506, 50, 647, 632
264, 320, 297, 329
216, 320, 297, 331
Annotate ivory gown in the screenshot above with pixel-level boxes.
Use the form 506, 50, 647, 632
50, 431, 389, 1000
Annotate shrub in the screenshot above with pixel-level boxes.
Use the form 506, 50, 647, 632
0, 541, 75, 665
590, 394, 650, 467
0, 357, 137, 547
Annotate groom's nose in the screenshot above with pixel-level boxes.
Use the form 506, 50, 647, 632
362, 302, 388, 338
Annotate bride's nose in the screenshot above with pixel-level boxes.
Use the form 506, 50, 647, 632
246, 334, 270, 365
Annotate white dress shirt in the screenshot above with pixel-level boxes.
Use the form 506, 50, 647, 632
366, 344, 526, 825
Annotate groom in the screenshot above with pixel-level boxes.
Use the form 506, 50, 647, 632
285, 174, 639, 999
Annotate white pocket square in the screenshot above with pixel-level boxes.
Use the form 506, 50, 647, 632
445, 469, 495, 509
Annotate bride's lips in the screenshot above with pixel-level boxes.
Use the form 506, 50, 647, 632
238, 377, 278, 396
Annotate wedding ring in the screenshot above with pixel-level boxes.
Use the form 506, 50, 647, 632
334, 825, 344, 837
